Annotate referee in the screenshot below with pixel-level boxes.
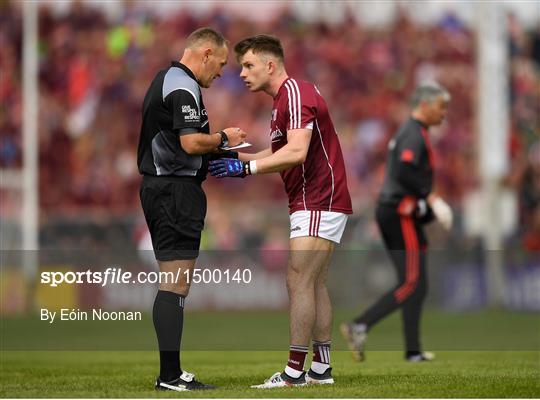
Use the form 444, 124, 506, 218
341, 82, 453, 362
137, 27, 246, 391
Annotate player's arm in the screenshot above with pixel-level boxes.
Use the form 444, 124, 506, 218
238, 148, 273, 162
250, 128, 311, 174
209, 85, 317, 177
208, 129, 311, 177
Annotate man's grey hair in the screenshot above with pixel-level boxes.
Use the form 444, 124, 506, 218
410, 82, 451, 108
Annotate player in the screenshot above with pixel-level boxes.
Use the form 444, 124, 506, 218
209, 34, 352, 388
341, 82, 453, 362
137, 27, 246, 391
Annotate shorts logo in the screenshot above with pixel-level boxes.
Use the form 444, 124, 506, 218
291, 226, 301, 232
182, 105, 200, 122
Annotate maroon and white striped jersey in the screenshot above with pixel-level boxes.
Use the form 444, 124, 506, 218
270, 78, 352, 215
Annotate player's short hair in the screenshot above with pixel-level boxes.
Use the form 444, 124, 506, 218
410, 82, 451, 108
234, 34, 284, 62
186, 27, 227, 49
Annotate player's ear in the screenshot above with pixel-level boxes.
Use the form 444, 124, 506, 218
267, 60, 275, 74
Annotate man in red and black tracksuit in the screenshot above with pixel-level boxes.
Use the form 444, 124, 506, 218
341, 82, 453, 362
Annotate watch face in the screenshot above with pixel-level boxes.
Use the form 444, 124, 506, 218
220, 131, 228, 147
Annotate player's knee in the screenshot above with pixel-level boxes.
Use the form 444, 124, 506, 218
315, 278, 328, 292
288, 269, 317, 288
286, 275, 313, 296
159, 281, 191, 297
286, 275, 299, 295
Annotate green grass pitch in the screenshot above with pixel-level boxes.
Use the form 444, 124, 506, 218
1, 310, 539, 397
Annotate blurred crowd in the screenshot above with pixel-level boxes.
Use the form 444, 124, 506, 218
505, 14, 540, 251
0, 1, 538, 251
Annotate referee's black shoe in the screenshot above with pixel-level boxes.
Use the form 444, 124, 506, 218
155, 371, 216, 391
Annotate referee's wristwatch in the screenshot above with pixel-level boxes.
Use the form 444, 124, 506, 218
218, 130, 229, 149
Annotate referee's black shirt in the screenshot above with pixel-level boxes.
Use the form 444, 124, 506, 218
378, 118, 434, 207
137, 62, 210, 180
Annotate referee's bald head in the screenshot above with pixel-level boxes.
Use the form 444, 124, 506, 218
185, 27, 227, 49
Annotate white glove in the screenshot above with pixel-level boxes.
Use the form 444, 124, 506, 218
431, 197, 453, 231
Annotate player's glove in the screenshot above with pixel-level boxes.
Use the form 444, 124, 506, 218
209, 158, 252, 178
430, 196, 453, 231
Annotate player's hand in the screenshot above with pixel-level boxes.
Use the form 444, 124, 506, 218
223, 127, 247, 147
429, 196, 453, 231
209, 158, 250, 178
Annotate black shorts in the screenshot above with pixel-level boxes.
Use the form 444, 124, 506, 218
140, 175, 207, 261
375, 203, 427, 250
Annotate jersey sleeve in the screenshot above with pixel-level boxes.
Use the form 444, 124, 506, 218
166, 89, 202, 133
395, 132, 431, 198
284, 81, 316, 131
397, 131, 424, 167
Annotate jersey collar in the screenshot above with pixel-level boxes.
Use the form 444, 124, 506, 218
274, 76, 291, 99
171, 61, 198, 82
411, 117, 429, 129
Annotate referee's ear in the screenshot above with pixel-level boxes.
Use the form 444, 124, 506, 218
202, 47, 213, 63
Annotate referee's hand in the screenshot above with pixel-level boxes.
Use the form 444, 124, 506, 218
223, 127, 247, 147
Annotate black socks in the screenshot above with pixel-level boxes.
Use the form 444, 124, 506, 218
152, 290, 185, 382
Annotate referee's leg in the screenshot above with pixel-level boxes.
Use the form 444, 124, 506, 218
157, 260, 195, 295
140, 177, 206, 384
152, 259, 194, 381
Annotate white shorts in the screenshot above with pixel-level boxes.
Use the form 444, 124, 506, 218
289, 210, 348, 244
